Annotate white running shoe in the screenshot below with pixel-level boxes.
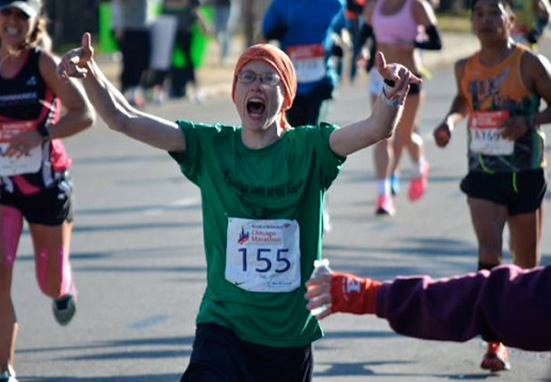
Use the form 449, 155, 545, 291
0, 365, 18, 382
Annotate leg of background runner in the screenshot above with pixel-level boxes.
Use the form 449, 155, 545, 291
0, 206, 23, 373
29, 222, 74, 299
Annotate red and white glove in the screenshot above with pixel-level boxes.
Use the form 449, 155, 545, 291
331, 272, 382, 315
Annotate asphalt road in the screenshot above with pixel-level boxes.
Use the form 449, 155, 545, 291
9, 39, 551, 381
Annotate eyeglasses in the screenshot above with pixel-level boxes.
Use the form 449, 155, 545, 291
236, 70, 281, 86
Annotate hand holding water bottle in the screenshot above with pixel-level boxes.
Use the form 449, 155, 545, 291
306, 259, 333, 319
305, 262, 383, 319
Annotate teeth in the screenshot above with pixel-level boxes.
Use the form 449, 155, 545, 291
6, 27, 19, 36
249, 97, 264, 103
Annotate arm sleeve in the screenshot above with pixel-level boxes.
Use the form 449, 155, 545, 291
330, 9, 347, 34
527, 16, 550, 44
414, 24, 442, 50
376, 264, 551, 351
357, 23, 377, 72
314, 123, 347, 189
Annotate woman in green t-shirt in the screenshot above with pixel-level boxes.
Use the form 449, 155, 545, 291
56, 34, 420, 381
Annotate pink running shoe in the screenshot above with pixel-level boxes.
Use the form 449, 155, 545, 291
480, 342, 511, 372
408, 161, 429, 202
375, 195, 395, 216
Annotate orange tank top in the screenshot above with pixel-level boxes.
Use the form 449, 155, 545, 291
460, 45, 545, 172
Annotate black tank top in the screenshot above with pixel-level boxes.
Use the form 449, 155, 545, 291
0, 48, 70, 195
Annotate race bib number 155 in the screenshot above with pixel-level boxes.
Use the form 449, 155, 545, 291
225, 217, 301, 293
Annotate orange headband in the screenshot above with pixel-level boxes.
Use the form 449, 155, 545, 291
232, 44, 297, 128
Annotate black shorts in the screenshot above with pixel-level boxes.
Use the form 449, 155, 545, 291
460, 169, 547, 215
0, 178, 74, 225
180, 323, 313, 382
408, 79, 422, 95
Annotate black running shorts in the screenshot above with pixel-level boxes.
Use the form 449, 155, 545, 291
180, 322, 313, 382
0, 177, 74, 225
460, 169, 547, 215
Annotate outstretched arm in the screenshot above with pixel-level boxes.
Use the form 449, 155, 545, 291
56, 33, 186, 152
305, 264, 551, 351
328, 51, 422, 157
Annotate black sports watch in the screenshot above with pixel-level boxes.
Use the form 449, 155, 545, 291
37, 125, 50, 142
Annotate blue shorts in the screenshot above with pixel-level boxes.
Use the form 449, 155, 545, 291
180, 323, 313, 382
460, 169, 547, 215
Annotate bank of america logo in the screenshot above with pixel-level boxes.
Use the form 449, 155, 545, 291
26, 76, 37, 86
238, 226, 250, 245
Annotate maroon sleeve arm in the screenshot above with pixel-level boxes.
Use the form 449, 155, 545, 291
375, 264, 551, 351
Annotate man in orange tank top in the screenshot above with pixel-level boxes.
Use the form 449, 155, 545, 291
433, 0, 551, 373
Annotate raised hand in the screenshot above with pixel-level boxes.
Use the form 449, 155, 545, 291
305, 273, 333, 320
375, 51, 422, 104
56, 32, 95, 81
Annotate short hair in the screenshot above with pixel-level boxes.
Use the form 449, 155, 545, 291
470, 0, 514, 11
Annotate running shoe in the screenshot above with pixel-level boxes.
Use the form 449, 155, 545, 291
125, 88, 145, 109
480, 342, 511, 372
375, 195, 395, 216
408, 161, 429, 202
0, 365, 18, 382
129, 94, 145, 108
52, 293, 77, 326
390, 173, 400, 196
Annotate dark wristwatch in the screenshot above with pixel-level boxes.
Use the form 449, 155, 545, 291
37, 125, 50, 142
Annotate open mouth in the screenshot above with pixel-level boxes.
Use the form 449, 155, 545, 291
5, 26, 20, 36
247, 98, 266, 116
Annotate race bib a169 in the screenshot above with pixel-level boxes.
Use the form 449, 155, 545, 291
0, 120, 41, 176
226, 217, 301, 293
469, 110, 514, 156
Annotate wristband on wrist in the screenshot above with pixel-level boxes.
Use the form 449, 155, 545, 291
37, 125, 50, 142
330, 272, 382, 315
381, 79, 401, 108
381, 90, 401, 108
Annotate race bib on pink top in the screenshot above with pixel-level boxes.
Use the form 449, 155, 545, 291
469, 111, 514, 156
226, 217, 301, 293
0, 120, 41, 176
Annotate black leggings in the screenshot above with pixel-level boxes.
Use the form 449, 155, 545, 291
119, 28, 151, 91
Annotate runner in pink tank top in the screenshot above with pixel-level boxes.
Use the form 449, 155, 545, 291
372, 0, 419, 44
362, 0, 441, 216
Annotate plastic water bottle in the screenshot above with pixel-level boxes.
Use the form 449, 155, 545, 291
308, 259, 332, 317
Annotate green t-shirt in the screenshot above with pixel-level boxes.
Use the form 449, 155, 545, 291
169, 121, 345, 347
